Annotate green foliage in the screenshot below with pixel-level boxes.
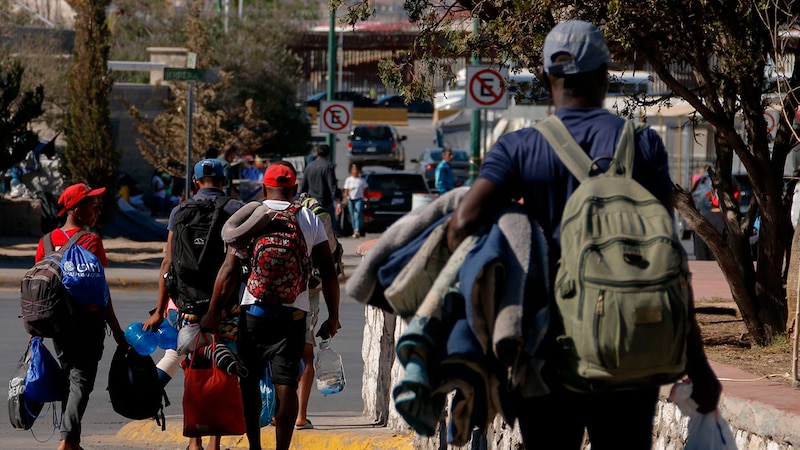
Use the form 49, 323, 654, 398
208, 2, 313, 155
115, 0, 313, 159
0, 61, 44, 172
64, 0, 119, 225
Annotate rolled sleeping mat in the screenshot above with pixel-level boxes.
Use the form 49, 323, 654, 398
222, 202, 277, 249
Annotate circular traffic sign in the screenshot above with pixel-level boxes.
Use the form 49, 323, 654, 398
469, 69, 506, 106
322, 104, 351, 132
764, 111, 776, 134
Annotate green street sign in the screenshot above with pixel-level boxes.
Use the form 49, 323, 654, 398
163, 68, 220, 83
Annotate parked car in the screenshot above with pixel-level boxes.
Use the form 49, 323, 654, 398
346, 124, 406, 170
340, 170, 431, 233
304, 91, 376, 109
410, 148, 470, 189
691, 172, 752, 216
678, 171, 754, 241
375, 94, 434, 114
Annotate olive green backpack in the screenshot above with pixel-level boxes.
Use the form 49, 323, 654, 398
534, 115, 690, 392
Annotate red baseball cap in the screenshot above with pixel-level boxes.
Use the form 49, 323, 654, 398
58, 183, 106, 216
263, 163, 297, 188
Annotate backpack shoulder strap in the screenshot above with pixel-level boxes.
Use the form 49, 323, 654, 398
42, 232, 55, 255
214, 195, 231, 210
534, 115, 636, 181
534, 115, 593, 182
71, 230, 92, 246
50, 229, 91, 256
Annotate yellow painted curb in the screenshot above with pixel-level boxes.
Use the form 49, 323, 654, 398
114, 417, 415, 450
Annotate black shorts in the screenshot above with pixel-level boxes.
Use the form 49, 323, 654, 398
237, 304, 307, 387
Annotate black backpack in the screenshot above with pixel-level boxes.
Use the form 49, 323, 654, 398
107, 347, 169, 429
20, 231, 88, 337
167, 196, 231, 315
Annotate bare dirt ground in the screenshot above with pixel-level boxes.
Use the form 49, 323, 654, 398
694, 298, 795, 387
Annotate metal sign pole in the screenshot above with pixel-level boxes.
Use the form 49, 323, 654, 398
326, 7, 337, 158
469, 19, 481, 183
185, 82, 194, 200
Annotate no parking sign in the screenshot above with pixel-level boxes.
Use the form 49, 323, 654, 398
319, 101, 354, 134
465, 66, 509, 110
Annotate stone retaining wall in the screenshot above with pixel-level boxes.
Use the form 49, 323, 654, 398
360, 305, 798, 450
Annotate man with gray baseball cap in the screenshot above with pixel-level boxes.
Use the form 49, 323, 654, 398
447, 20, 720, 449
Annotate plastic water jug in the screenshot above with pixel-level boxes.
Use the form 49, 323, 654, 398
157, 321, 178, 350
314, 339, 345, 395
124, 322, 158, 356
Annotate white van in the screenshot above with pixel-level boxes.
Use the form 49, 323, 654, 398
607, 70, 653, 96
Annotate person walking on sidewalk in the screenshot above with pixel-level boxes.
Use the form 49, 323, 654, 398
435, 147, 456, 194
342, 163, 367, 238
446, 20, 721, 450
143, 159, 245, 450
204, 162, 340, 450
301, 144, 341, 236
295, 194, 343, 430
35, 183, 127, 450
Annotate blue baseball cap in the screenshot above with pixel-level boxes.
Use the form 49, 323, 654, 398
543, 20, 610, 75
193, 158, 225, 180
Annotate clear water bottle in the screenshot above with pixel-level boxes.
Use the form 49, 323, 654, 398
156, 320, 178, 350
124, 322, 158, 356
314, 339, 345, 395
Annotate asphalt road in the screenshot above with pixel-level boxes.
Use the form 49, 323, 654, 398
0, 288, 366, 450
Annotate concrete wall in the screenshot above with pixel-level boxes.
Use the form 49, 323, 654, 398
0, 198, 41, 237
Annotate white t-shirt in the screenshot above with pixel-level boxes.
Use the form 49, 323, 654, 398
343, 175, 368, 200
152, 175, 166, 199
240, 199, 328, 312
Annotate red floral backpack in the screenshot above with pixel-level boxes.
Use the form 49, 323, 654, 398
246, 203, 310, 304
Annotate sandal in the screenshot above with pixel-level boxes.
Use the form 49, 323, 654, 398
295, 420, 314, 430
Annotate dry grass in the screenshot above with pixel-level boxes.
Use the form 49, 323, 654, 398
696, 300, 796, 386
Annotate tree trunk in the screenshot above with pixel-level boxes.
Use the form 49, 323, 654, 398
675, 185, 785, 346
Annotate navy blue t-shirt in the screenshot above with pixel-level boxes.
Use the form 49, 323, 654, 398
480, 107, 672, 260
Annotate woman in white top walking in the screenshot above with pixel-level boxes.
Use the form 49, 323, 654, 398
343, 163, 368, 238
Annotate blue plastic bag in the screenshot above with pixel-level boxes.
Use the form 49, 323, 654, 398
259, 366, 275, 427
24, 337, 62, 403
59, 232, 110, 306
